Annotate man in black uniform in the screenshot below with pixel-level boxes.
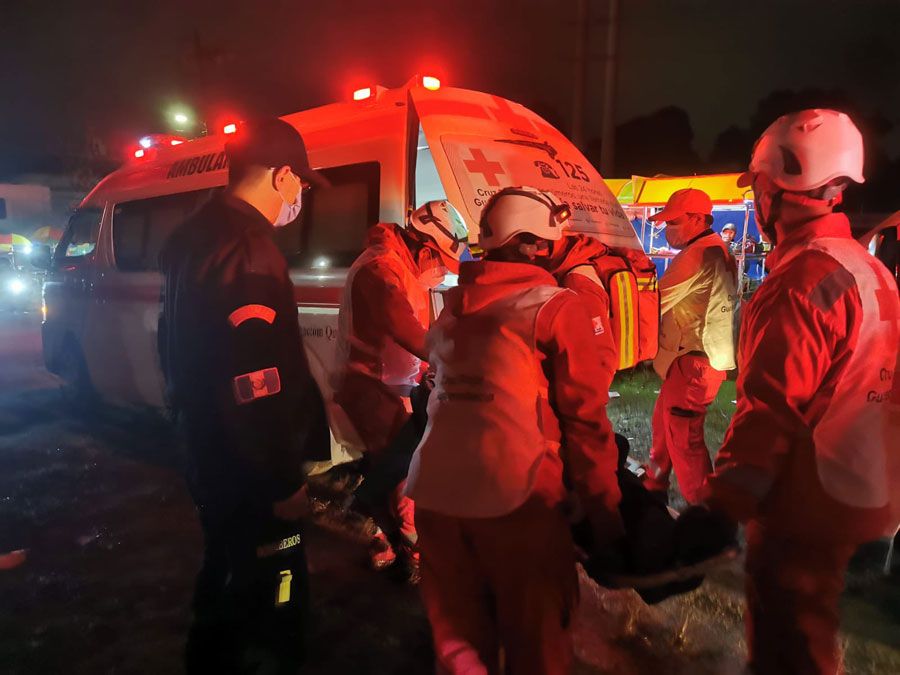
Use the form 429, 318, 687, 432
159, 118, 329, 674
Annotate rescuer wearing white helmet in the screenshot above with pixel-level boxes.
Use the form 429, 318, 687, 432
333, 200, 467, 579
407, 186, 623, 674
697, 109, 900, 674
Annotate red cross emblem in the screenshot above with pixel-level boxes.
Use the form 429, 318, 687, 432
464, 148, 505, 187
488, 95, 536, 133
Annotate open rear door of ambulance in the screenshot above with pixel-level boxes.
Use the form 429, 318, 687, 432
409, 87, 640, 250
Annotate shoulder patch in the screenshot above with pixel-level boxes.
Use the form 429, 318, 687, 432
809, 265, 856, 313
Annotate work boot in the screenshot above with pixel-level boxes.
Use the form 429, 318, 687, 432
368, 528, 397, 571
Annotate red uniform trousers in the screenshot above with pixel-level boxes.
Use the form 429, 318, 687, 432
416, 474, 578, 675
647, 353, 726, 504
745, 521, 856, 675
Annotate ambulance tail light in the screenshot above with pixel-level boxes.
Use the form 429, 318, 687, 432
422, 75, 441, 91
352, 87, 373, 102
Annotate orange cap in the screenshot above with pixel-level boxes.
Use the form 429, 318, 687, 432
648, 188, 714, 223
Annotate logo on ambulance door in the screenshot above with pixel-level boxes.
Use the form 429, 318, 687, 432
442, 135, 636, 249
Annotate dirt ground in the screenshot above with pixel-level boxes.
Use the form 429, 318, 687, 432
1, 311, 898, 674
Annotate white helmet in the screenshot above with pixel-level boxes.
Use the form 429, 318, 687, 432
408, 200, 468, 262
738, 109, 865, 192
478, 186, 572, 250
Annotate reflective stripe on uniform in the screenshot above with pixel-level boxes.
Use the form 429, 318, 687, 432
613, 271, 635, 369
228, 304, 276, 327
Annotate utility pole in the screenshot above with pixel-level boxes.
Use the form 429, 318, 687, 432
571, 0, 590, 150
599, 0, 620, 176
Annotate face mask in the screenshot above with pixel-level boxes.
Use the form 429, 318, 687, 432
274, 189, 302, 228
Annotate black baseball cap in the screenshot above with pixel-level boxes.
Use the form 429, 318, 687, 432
225, 117, 328, 187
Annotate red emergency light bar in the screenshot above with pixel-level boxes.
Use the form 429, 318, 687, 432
134, 149, 145, 158
422, 76, 441, 91
223, 122, 238, 135
352, 87, 373, 102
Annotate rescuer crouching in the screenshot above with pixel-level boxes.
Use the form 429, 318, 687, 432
333, 200, 468, 580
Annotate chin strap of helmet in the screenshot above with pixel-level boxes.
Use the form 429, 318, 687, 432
759, 188, 845, 246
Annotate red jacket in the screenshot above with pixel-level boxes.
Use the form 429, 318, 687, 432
334, 223, 431, 452
704, 214, 900, 544
408, 261, 623, 543
549, 235, 619, 395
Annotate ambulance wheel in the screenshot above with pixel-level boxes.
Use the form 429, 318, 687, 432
57, 338, 97, 411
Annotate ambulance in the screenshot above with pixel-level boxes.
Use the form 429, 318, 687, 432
42, 75, 658, 464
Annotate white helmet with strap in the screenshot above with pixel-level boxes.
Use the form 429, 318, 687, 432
478, 186, 572, 250
408, 200, 469, 263
738, 108, 865, 193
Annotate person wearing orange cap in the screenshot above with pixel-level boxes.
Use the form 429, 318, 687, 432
643, 188, 738, 505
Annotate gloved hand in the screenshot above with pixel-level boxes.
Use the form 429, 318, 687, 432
674, 505, 738, 566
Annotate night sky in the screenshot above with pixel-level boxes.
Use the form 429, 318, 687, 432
1, 0, 899, 175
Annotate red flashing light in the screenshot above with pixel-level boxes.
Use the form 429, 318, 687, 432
353, 87, 373, 101
223, 123, 238, 135
170, 139, 184, 146
422, 76, 441, 91
134, 149, 145, 158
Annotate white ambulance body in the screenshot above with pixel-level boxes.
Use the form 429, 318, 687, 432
42, 77, 642, 463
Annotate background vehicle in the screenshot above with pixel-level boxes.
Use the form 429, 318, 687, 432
0, 256, 38, 312
40, 76, 655, 465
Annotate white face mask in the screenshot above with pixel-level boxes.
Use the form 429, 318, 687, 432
274, 189, 302, 228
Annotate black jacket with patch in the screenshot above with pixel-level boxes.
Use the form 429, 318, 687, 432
158, 195, 328, 516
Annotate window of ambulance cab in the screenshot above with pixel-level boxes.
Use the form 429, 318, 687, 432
55, 207, 103, 263
273, 161, 380, 269
112, 189, 215, 272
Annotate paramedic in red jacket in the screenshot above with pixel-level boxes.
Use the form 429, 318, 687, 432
407, 187, 623, 675
643, 188, 738, 504
334, 201, 467, 573
701, 109, 900, 675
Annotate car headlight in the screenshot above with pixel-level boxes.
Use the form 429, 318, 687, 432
7, 278, 26, 295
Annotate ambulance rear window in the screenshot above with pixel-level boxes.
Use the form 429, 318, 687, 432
112, 190, 214, 272
274, 161, 380, 269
